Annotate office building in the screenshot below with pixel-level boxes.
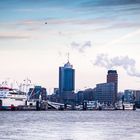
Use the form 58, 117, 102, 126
76, 88, 95, 104
59, 61, 75, 103
107, 70, 118, 103
94, 83, 115, 104
124, 90, 140, 103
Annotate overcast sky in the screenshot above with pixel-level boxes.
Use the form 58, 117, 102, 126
0, 0, 140, 93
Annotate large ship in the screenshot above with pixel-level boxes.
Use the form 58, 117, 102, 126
0, 87, 27, 110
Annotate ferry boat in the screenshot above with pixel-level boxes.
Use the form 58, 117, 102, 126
123, 102, 135, 110
0, 87, 27, 110
115, 101, 135, 110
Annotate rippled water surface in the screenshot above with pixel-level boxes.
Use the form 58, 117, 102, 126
0, 110, 140, 140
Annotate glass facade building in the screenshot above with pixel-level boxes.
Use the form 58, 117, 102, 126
94, 83, 115, 104
59, 61, 75, 94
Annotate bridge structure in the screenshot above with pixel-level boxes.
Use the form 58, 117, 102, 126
27, 89, 72, 110
27, 99, 72, 110
47, 101, 71, 110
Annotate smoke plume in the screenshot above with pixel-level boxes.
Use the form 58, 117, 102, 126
94, 54, 140, 77
71, 41, 91, 53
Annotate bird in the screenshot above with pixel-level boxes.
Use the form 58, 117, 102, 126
45, 22, 47, 24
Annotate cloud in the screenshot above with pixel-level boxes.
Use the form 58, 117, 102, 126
71, 41, 92, 53
18, 20, 43, 26
0, 35, 29, 40
93, 54, 140, 77
105, 22, 140, 31
91, 22, 140, 33
111, 22, 140, 29
1, 16, 139, 33
17, 18, 110, 27
103, 28, 140, 47
81, 0, 140, 7
0, 32, 30, 40
47, 19, 140, 32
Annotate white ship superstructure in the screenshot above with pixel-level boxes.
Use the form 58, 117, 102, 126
0, 87, 27, 109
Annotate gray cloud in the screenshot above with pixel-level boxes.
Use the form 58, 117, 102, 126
71, 41, 92, 53
107, 22, 140, 30
82, 0, 140, 7
91, 22, 140, 32
0, 35, 30, 40
1, 17, 139, 33
93, 54, 140, 77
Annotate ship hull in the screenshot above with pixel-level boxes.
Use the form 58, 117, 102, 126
0, 98, 26, 110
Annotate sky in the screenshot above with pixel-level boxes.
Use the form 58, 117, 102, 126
0, 0, 140, 93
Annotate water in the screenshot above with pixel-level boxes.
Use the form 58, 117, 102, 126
0, 110, 140, 140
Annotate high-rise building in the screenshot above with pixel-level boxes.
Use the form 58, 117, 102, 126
94, 83, 115, 104
59, 61, 75, 102
107, 70, 118, 103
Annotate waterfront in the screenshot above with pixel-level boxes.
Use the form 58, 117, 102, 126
0, 111, 140, 140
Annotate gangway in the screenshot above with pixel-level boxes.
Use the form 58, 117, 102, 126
47, 101, 72, 110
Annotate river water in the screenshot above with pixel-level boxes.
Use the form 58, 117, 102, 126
0, 110, 140, 140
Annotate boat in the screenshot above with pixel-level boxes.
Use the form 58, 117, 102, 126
0, 87, 27, 110
115, 101, 135, 110
86, 101, 98, 110
123, 102, 135, 110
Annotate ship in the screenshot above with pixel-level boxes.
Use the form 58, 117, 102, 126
0, 87, 27, 110
115, 101, 135, 110
123, 102, 135, 110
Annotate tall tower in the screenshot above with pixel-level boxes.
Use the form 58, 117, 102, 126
107, 70, 118, 104
59, 60, 75, 102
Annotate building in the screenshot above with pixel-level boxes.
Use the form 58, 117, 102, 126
28, 86, 47, 101
94, 83, 115, 104
134, 90, 140, 102
123, 90, 134, 102
53, 88, 59, 94
134, 90, 140, 108
124, 90, 140, 103
107, 70, 118, 103
76, 88, 95, 104
59, 61, 75, 103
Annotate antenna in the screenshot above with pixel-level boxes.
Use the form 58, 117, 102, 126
67, 52, 70, 62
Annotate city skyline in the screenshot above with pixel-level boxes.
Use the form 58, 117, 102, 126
0, 0, 140, 92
